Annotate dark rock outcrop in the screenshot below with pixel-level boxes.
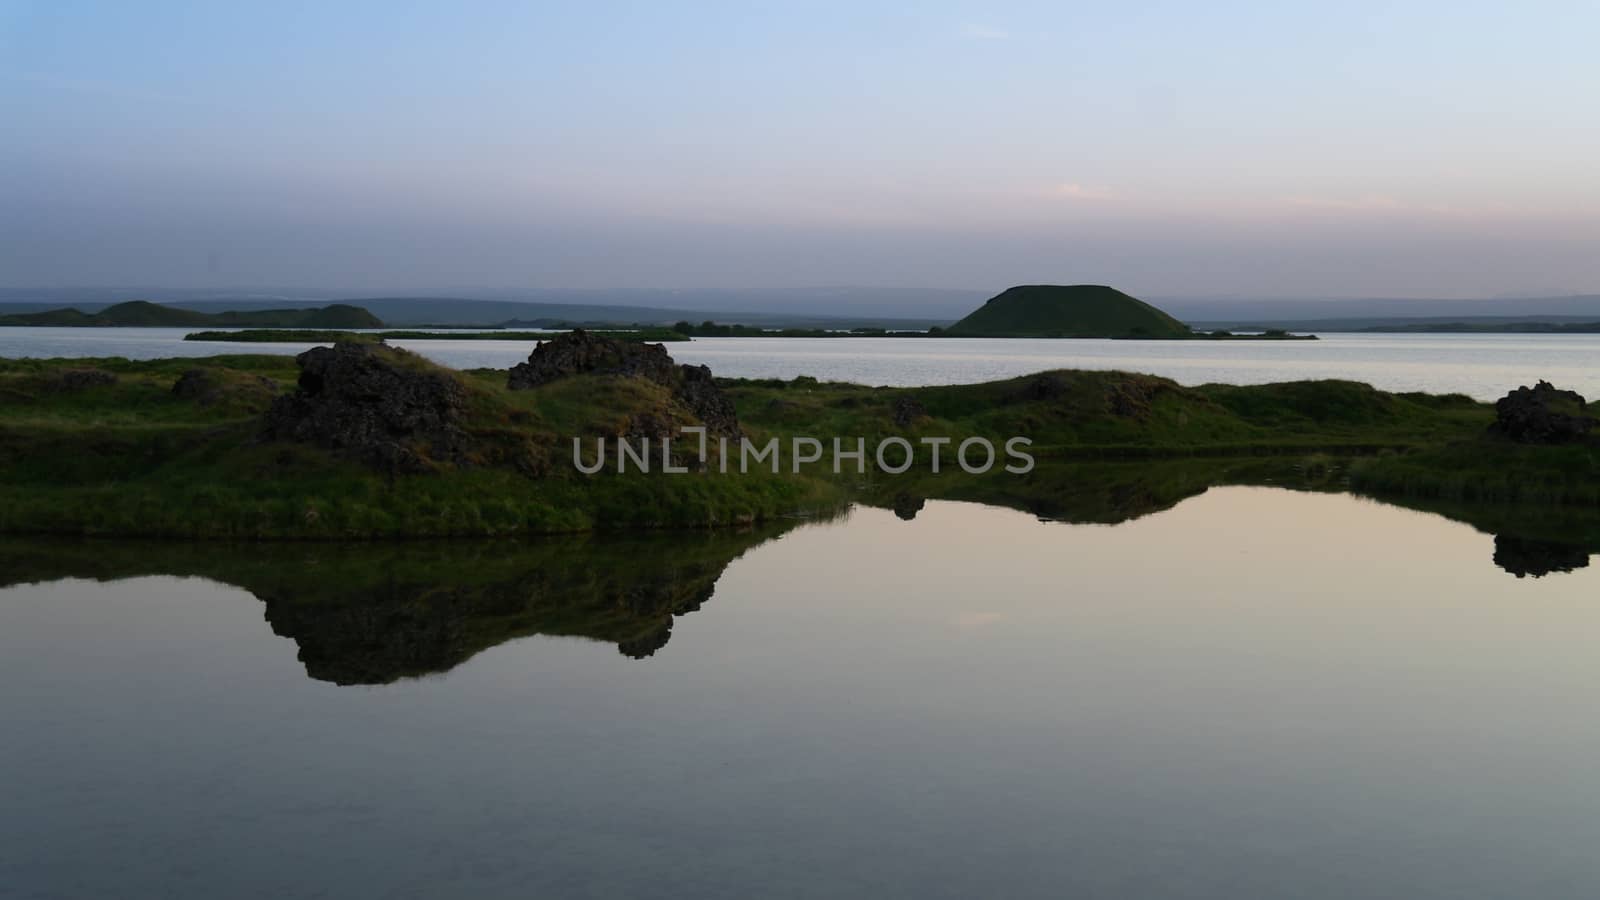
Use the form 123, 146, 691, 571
891, 395, 926, 427
49, 368, 118, 392
677, 363, 740, 437
1490, 381, 1596, 444
171, 367, 278, 409
1105, 377, 1166, 418
507, 329, 679, 388
171, 368, 221, 403
1012, 372, 1069, 402
260, 341, 469, 472
508, 330, 740, 438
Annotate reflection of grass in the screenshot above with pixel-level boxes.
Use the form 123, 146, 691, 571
0, 523, 808, 682
1354, 490, 1600, 548
6, 454, 1596, 685
1351, 441, 1600, 505
857, 457, 1347, 525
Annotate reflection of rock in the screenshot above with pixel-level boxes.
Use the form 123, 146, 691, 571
257, 541, 738, 682
1493, 535, 1591, 579
0, 526, 795, 685
258, 565, 720, 683
261, 342, 470, 472
891, 493, 925, 521
508, 330, 740, 438
1490, 381, 1596, 444
871, 460, 1218, 526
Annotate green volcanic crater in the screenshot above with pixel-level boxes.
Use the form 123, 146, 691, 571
945, 285, 1192, 338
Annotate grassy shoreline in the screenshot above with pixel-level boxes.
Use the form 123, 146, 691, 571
184, 328, 689, 343
0, 348, 1589, 540
183, 325, 1315, 343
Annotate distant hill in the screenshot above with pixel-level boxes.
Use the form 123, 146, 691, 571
5, 286, 1600, 325
0, 287, 980, 326
1159, 294, 1600, 326
1357, 320, 1600, 334
945, 285, 1192, 338
0, 300, 384, 328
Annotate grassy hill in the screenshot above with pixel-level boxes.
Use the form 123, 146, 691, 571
0, 300, 384, 328
945, 285, 1192, 338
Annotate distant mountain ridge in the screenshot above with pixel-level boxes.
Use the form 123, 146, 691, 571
3, 287, 1600, 330
946, 285, 1192, 338
0, 287, 982, 326
1162, 294, 1600, 327
0, 300, 384, 328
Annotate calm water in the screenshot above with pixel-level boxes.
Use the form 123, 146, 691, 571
4, 488, 1600, 898
3, 327, 1599, 399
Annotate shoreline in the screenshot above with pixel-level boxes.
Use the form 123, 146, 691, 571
0, 341, 1592, 540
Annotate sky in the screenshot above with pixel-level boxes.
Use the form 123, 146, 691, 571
2, 0, 1598, 300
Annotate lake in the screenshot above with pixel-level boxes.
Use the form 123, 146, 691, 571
5, 487, 1600, 898
3, 327, 1600, 400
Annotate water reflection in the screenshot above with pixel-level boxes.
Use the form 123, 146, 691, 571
868, 460, 1600, 579
0, 526, 798, 684
1493, 536, 1590, 579
1360, 493, 1600, 579
7, 480, 1600, 897
2, 462, 1595, 691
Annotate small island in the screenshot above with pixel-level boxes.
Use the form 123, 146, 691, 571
942, 284, 1314, 339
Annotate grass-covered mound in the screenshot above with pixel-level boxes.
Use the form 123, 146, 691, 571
0, 345, 842, 538
0, 300, 383, 328
727, 371, 1490, 458
944, 285, 1192, 338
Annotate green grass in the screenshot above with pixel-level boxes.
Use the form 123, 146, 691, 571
0, 351, 1587, 539
0, 352, 843, 538
725, 371, 1494, 460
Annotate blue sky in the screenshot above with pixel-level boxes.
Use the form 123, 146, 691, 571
2, 0, 1597, 297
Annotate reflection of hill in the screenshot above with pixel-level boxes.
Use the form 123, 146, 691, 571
1369, 496, 1600, 579
868, 458, 1599, 579
0, 526, 797, 684
865, 458, 1317, 525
